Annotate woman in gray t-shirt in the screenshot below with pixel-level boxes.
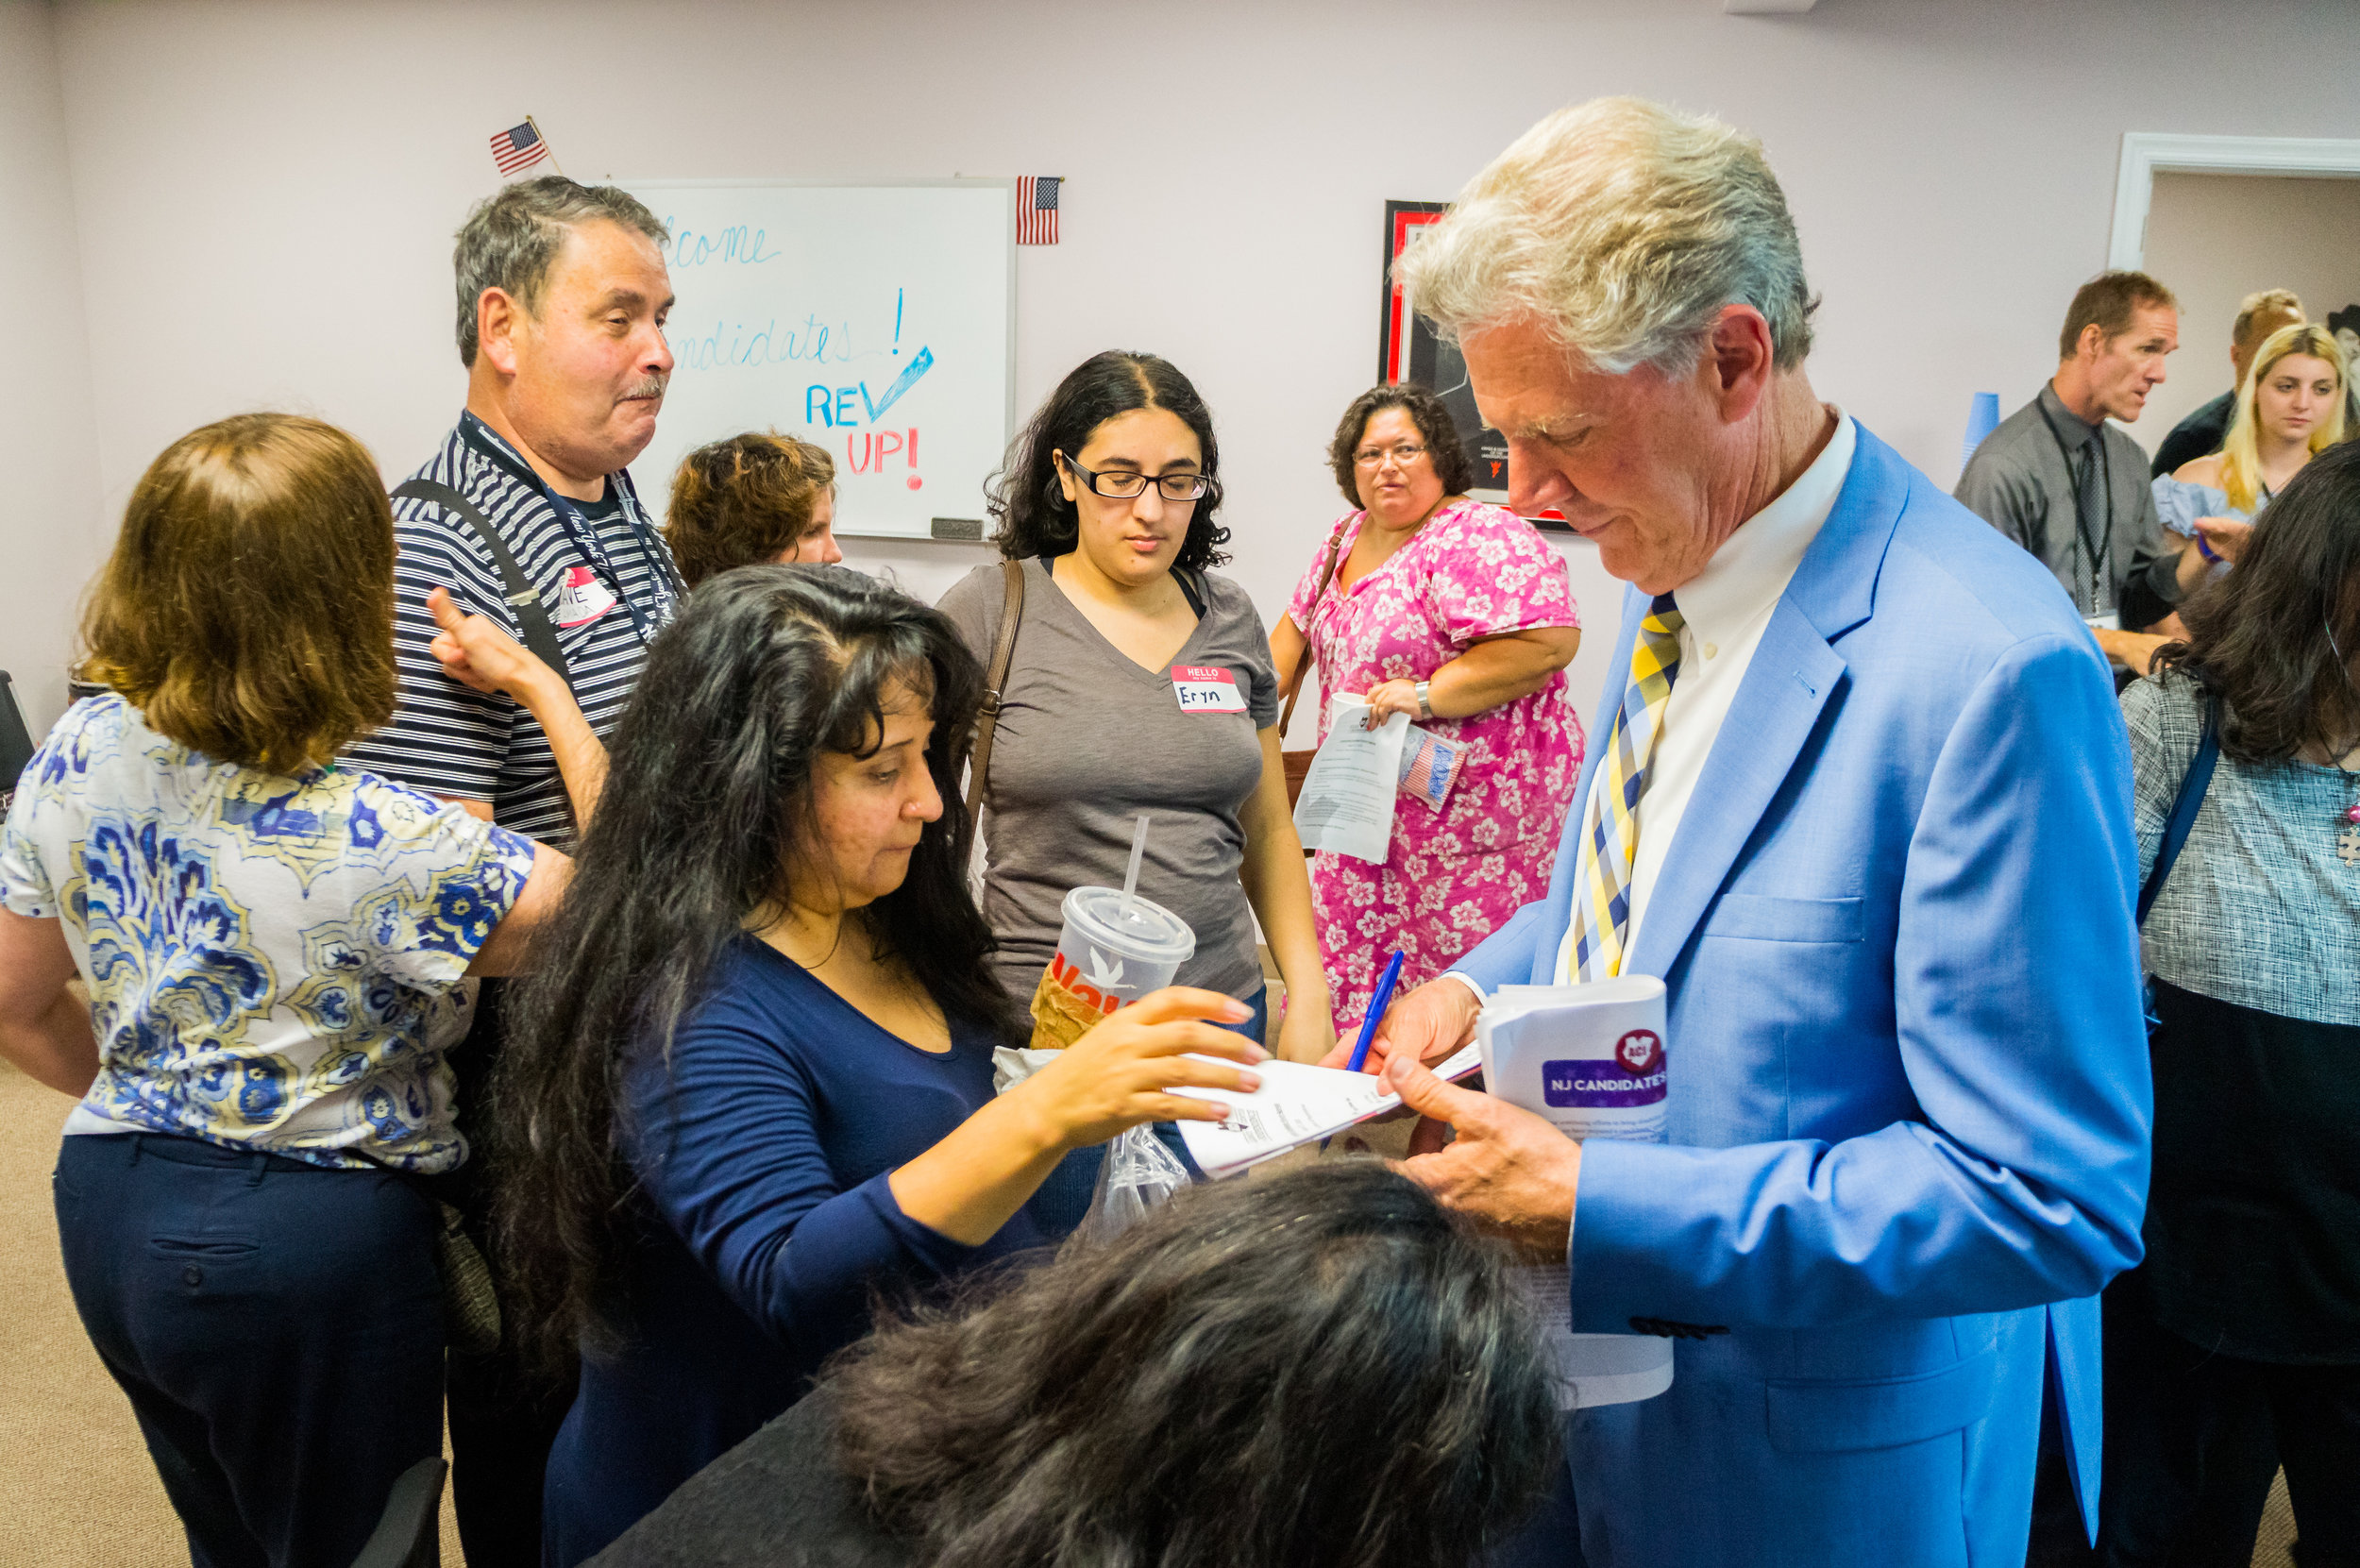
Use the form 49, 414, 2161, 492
940, 352, 1336, 1065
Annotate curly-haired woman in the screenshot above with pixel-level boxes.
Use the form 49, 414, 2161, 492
665, 430, 842, 583
938, 352, 1336, 1064
1271, 385, 1583, 1034
0, 413, 572, 1568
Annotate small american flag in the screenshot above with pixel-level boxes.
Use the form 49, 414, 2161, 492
490, 118, 550, 177
1017, 176, 1060, 245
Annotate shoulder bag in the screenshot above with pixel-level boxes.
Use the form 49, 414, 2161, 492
2136, 695, 2219, 928
967, 559, 1026, 819
1277, 531, 1347, 809
393, 480, 576, 693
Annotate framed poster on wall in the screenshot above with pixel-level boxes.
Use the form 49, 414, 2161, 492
1378, 200, 1532, 513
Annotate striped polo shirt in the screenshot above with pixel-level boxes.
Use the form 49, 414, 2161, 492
343, 415, 679, 846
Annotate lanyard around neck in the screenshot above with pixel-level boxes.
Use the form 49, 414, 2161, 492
457, 413, 679, 642
2039, 400, 2113, 615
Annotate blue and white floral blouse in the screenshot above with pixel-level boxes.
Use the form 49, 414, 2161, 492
0, 694, 535, 1172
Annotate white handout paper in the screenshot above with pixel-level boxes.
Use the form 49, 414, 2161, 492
1178, 1045, 1482, 1178
1478, 977, 1676, 1409
1292, 695, 1408, 863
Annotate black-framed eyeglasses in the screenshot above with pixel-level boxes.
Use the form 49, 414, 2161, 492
1061, 454, 1213, 502
1353, 442, 1429, 469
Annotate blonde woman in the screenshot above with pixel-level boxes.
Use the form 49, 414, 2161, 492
2155, 321, 2349, 578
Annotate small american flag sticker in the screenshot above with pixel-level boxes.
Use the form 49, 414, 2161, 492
1017, 176, 1060, 245
491, 118, 551, 177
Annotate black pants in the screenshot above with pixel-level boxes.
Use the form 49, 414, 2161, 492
2099, 1270, 2360, 1568
53, 1134, 444, 1568
442, 978, 579, 1568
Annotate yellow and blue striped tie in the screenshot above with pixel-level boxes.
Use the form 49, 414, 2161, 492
1570, 593, 1685, 981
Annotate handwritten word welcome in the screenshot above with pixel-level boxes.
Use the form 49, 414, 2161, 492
664, 220, 780, 269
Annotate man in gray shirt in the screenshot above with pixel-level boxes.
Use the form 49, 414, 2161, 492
1957, 270, 2205, 673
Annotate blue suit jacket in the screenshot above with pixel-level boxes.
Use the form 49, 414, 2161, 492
1457, 426, 2150, 1564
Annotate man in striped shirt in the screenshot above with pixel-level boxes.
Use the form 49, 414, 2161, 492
347, 177, 680, 847
343, 176, 681, 1568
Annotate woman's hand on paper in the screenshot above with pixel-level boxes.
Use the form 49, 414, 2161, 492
1359, 679, 1423, 728
1013, 987, 1265, 1148
1385, 1052, 1582, 1262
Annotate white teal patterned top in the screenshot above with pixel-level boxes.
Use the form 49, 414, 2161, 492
0, 694, 535, 1172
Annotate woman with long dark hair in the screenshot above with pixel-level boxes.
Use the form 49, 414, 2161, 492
939, 351, 1334, 1064
585, 1163, 1563, 1568
492, 565, 1265, 1564
2100, 441, 2360, 1565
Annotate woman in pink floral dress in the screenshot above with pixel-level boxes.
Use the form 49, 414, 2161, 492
1272, 385, 1584, 1029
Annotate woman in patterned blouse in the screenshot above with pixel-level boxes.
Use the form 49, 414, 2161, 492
0, 414, 576, 1568
1271, 385, 1585, 1032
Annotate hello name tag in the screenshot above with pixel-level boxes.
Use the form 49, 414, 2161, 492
554, 565, 617, 630
1172, 665, 1248, 714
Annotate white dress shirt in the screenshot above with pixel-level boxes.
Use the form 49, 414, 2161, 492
1550, 410, 1857, 982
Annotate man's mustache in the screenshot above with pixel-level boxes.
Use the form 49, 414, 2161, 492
621, 373, 668, 401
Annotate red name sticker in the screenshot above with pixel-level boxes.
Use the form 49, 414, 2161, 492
1172, 665, 1248, 714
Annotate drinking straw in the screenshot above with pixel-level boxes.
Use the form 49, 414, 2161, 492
1345, 950, 1408, 1073
1120, 813, 1151, 916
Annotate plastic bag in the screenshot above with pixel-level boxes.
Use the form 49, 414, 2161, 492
1077, 1123, 1189, 1244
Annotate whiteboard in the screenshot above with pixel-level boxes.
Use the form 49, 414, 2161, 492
621, 179, 1016, 540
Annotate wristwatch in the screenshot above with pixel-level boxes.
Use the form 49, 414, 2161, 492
1414, 680, 1433, 720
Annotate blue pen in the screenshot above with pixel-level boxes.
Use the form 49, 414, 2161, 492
1346, 951, 1408, 1074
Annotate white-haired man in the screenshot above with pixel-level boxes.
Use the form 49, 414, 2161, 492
1342, 98, 2150, 1564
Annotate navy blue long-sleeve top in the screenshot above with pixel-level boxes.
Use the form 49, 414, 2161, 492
542, 936, 1085, 1566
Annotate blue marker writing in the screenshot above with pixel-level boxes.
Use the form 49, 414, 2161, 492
859, 346, 935, 424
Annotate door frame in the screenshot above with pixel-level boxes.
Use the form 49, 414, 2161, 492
2109, 132, 2360, 269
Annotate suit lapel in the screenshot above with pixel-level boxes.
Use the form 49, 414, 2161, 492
1623, 428, 1909, 979
1624, 608, 1845, 978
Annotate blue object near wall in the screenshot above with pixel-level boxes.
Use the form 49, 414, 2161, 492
1963, 391, 2002, 468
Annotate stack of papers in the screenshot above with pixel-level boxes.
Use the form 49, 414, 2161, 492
1177, 1044, 1482, 1177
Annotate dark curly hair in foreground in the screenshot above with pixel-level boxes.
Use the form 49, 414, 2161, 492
828, 1162, 1561, 1568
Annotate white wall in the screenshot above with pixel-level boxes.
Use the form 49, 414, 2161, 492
2136, 171, 2360, 452
0, 0, 104, 731
33, 0, 2360, 739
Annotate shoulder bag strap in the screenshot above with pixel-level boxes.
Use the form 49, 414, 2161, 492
1173, 567, 1208, 619
1277, 533, 1346, 737
2136, 696, 2219, 927
394, 480, 574, 693
967, 559, 1026, 818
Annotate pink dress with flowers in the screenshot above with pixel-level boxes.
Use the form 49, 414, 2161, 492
1284, 500, 1585, 1030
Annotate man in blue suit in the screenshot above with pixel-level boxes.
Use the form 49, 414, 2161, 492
1361, 99, 2151, 1565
